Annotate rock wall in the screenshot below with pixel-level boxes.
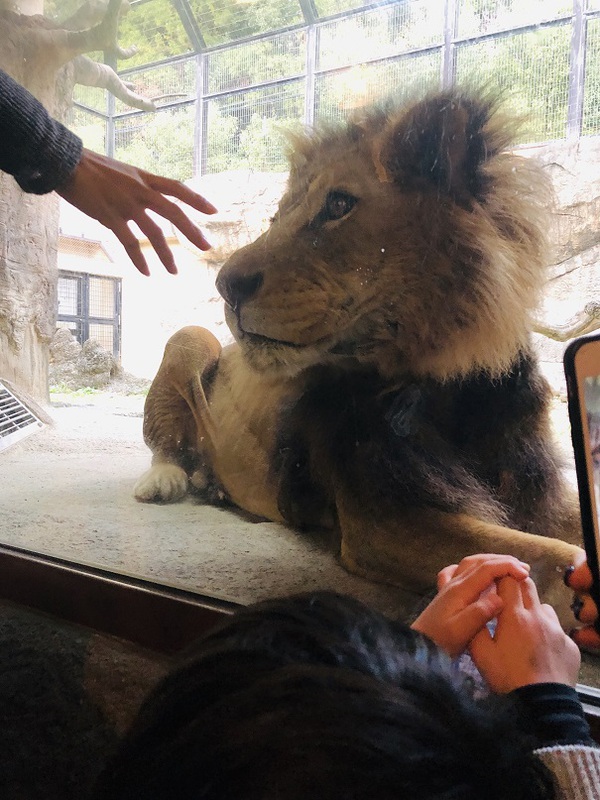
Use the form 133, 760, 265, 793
530, 136, 600, 392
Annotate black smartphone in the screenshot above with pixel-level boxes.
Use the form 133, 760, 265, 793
564, 333, 600, 605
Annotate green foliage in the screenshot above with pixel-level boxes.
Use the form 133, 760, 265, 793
62, 0, 600, 180
188, 0, 302, 47
207, 32, 306, 94
118, 0, 194, 69
49, 383, 100, 397
43, 0, 84, 23
583, 18, 600, 135
114, 106, 195, 180
205, 84, 304, 173
455, 24, 571, 142
315, 0, 365, 16
67, 107, 107, 153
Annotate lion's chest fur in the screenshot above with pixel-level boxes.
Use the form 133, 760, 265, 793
207, 345, 295, 522
207, 344, 570, 543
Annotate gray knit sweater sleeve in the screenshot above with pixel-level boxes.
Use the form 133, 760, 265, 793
0, 68, 83, 194
535, 745, 600, 799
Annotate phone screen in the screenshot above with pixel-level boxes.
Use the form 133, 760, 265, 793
565, 335, 600, 589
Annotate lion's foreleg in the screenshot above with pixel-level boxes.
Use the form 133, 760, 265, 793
134, 327, 222, 503
336, 493, 583, 630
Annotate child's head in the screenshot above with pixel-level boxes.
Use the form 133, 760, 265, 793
93, 592, 555, 800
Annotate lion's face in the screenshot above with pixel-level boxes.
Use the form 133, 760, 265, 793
216, 91, 550, 381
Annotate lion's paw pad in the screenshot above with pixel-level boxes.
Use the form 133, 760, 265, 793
134, 464, 188, 502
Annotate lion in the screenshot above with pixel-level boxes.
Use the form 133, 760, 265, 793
134, 88, 584, 626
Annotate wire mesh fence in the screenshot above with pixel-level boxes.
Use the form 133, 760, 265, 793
57, 272, 121, 358
69, 0, 600, 181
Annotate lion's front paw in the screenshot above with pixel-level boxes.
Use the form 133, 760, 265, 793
134, 464, 188, 502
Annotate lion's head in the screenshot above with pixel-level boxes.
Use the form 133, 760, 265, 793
216, 89, 551, 382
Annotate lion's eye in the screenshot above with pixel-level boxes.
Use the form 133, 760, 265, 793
324, 191, 357, 221
309, 191, 358, 229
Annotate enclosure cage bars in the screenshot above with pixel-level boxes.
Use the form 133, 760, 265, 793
74, 0, 600, 178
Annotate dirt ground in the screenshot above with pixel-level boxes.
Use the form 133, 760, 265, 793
0, 389, 412, 615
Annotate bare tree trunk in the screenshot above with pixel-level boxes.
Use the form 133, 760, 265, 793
0, 1, 151, 399
0, 17, 72, 399
0, 171, 60, 399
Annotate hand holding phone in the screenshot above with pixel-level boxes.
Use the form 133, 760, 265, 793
564, 333, 600, 616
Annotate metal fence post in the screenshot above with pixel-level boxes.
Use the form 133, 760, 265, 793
568, 0, 587, 139
442, 0, 458, 89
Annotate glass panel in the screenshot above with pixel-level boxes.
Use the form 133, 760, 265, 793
205, 80, 305, 173
207, 31, 307, 94
314, 0, 367, 15
57, 276, 80, 318
67, 107, 107, 154
56, 320, 81, 340
583, 18, 600, 136
72, 85, 108, 115
114, 105, 196, 181
115, 59, 197, 115
188, 0, 303, 47
44, 0, 88, 21
455, 24, 571, 142
88, 323, 116, 355
6, 0, 600, 697
117, 0, 194, 69
318, 1, 445, 72
89, 277, 116, 320
456, 0, 572, 38
316, 51, 442, 120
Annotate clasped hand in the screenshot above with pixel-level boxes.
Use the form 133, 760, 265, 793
412, 553, 583, 693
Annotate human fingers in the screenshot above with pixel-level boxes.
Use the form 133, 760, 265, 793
470, 594, 581, 692
495, 574, 527, 610
440, 554, 530, 583
448, 558, 530, 606
447, 591, 504, 646
413, 559, 526, 657
516, 574, 542, 610
146, 195, 212, 251
565, 559, 594, 593
437, 564, 458, 590
411, 590, 502, 658
135, 212, 178, 274
145, 173, 218, 216
109, 220, 150, 277
437, 554, 529, 591
571, 594, 599, 625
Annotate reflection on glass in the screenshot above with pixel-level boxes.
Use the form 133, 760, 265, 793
1, 0, 600, 690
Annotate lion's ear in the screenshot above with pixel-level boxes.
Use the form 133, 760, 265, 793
376, 92, 507, 205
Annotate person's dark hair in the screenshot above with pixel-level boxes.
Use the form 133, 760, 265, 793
93, 592, 555, 800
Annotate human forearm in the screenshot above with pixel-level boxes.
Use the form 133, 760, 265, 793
510, 683, 594, 748
0, 68, 82, 194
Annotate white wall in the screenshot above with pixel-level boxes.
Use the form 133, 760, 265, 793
57, 171, 287, 380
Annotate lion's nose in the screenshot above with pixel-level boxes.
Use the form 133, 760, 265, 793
216, 271, 264, 311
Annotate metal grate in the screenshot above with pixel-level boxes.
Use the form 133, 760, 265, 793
57, 271, 122, 359
0, 381, 45, 453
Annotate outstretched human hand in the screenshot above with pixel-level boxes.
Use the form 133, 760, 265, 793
565, 558, 600, 650
57, 148, 217, 276
411, 553, 530, 658
468, 575, 581, 693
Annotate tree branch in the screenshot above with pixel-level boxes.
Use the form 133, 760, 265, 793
533, 302, 600, 342
73, 56, 156, 112
63, 0, 136, 62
